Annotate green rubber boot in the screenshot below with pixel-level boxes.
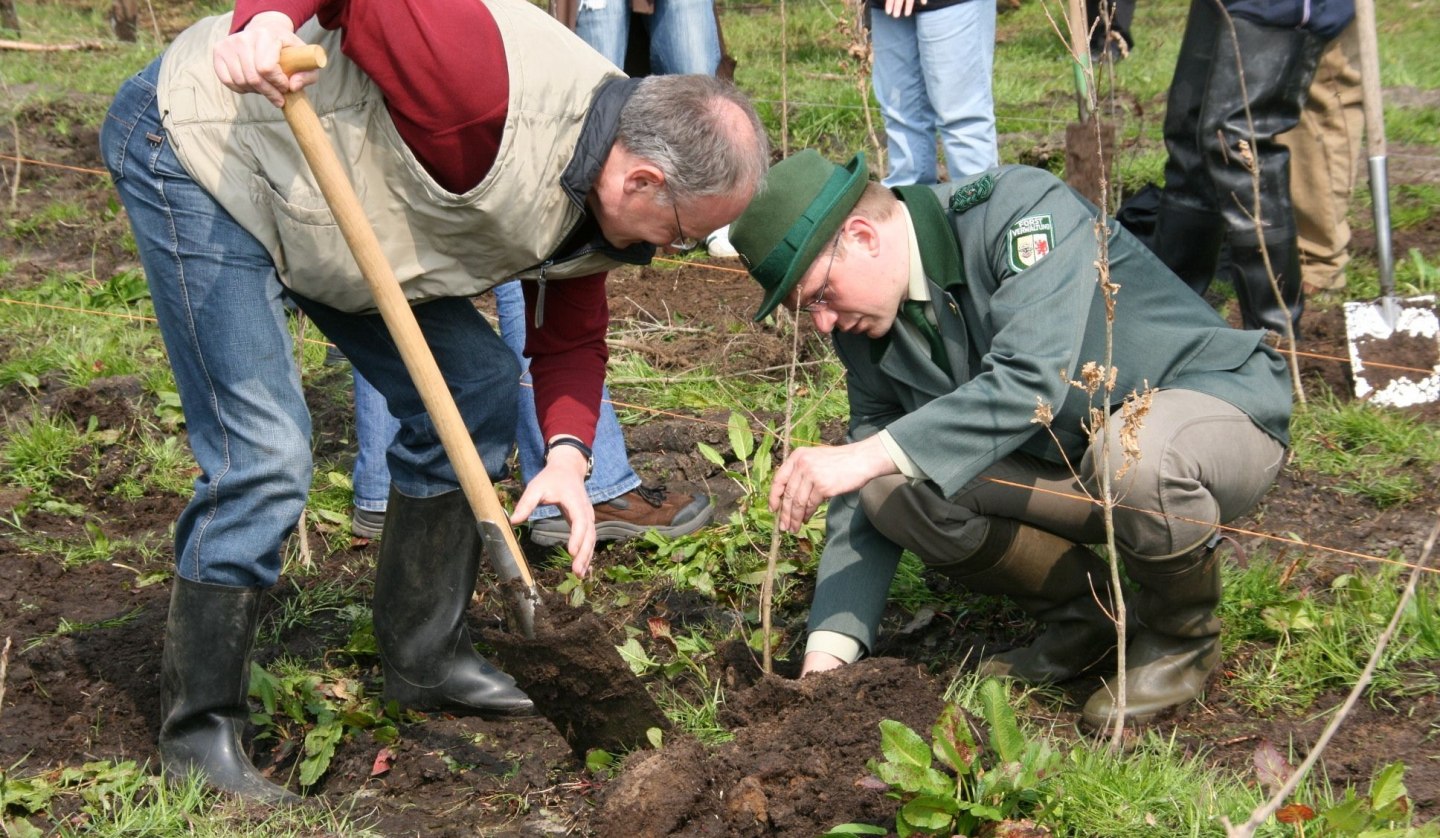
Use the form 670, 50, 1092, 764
1081, 540, 1222, 730
960, 521, 1121, 684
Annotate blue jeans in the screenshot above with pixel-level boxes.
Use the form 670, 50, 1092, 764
871, 0, 998, 186
351, 367, 397, 515
352, 281, 640, 521
576, 0, 721, 74
102, 59, 517, 588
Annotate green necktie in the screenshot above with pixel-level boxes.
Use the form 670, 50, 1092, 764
901, 300, 951, 376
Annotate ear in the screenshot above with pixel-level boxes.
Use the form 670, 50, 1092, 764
621, 161, 666, 197
845, 216, 883, 259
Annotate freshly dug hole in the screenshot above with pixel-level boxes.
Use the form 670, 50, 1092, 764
483, 588, 669, 757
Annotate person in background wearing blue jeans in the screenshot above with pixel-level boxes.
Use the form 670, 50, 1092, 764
554, 0, 741, 257
869, 0, 998, 188
350, 281, 713, 546
351, 0, 728, 545
567, 0, 720, 77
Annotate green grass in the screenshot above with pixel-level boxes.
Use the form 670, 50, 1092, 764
0, 269, 161, 389
5, 200, 88, 240
1055, 731, 1283, 838
22, 605, 147, 654
609, 348, 849, 427
19, 524, 163, 570
1222, 558, 1440, 712
0, 757, 384, 836
1288, 391, 1440, 508
2, 410, 95, 491
259, 575, 373, 649
1, 1, 219, 113
934, 674, 1337, 837
112, 435, 196, 500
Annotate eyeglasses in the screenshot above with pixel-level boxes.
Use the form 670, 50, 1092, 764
798, 234, 842, 313
665, 186, 700, 252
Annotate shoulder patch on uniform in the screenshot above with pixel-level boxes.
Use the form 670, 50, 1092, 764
1006, 213, 1054, 271
949, 174, 995, 213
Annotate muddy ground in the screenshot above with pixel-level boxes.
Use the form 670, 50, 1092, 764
4, 22, 1440, 838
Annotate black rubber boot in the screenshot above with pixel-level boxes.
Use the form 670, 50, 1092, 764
1151, 199, 1226, 296
1081, 539, 1222, 730
158, 577, 301, 803
1203, 17, 1326, 335
373, 488, 534, 717
1229, 230, 1306, 335
1148, 2, 1227, 295
948, 521, 1122, 684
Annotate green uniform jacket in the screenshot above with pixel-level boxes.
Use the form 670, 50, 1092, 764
811, 165, 1292, 652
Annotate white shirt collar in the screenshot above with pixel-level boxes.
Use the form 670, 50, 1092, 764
901, 204, 930, 305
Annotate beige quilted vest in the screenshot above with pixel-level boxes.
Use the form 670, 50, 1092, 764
157, 0, 623, 312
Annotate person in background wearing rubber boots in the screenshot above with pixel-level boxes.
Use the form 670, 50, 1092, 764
100, 0, 767, 802
1146, 0, 1354, 336
730, 151, 1291, 730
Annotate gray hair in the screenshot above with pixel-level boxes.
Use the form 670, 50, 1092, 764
616, 75, 771, 202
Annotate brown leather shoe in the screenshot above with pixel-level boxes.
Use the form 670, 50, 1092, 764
528, 485, 714, 546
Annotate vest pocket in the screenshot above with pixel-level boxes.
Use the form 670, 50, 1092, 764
250, 173, 369, 312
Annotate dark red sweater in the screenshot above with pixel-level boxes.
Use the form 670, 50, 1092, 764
233, 0, 609, 445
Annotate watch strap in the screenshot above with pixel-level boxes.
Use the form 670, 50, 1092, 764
545, 437, 594, 479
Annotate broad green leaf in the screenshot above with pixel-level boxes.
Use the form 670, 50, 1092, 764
310, 506, 349, 526
0, 776, 59, 815
899, 794, 960, 831
615, 637, 658, 675
753, 445, 773, 483
728, 412, 755, 461
300, 718, 343, 786
978, 679, 1024, 764
965, 802, 1005, 821
873, 760, 951, 796
1323, 795, 1371, 832
585, 749, 615, 774
1262, 601, 1315, 633
878, 719, 933, 773
249, 662, 279, 715
932, 702, 978, 773
1370, 761, 1409, 813
738, 561, 799, 585
821, 825, 889, 836
697, 441, 726, 466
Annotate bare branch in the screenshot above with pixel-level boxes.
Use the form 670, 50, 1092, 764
0, 38, 112, 51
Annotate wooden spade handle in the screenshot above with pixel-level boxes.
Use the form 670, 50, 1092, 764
1354, 0, 1385, 160
276, 45, 535, 590
1353, 0, 1395, 299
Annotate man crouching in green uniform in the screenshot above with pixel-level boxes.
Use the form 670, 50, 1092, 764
729, 151, 1292, 728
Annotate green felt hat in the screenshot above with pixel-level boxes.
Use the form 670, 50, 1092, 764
731, 150, 869, 321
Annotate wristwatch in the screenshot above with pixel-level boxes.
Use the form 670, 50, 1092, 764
545, 437, 594, 479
